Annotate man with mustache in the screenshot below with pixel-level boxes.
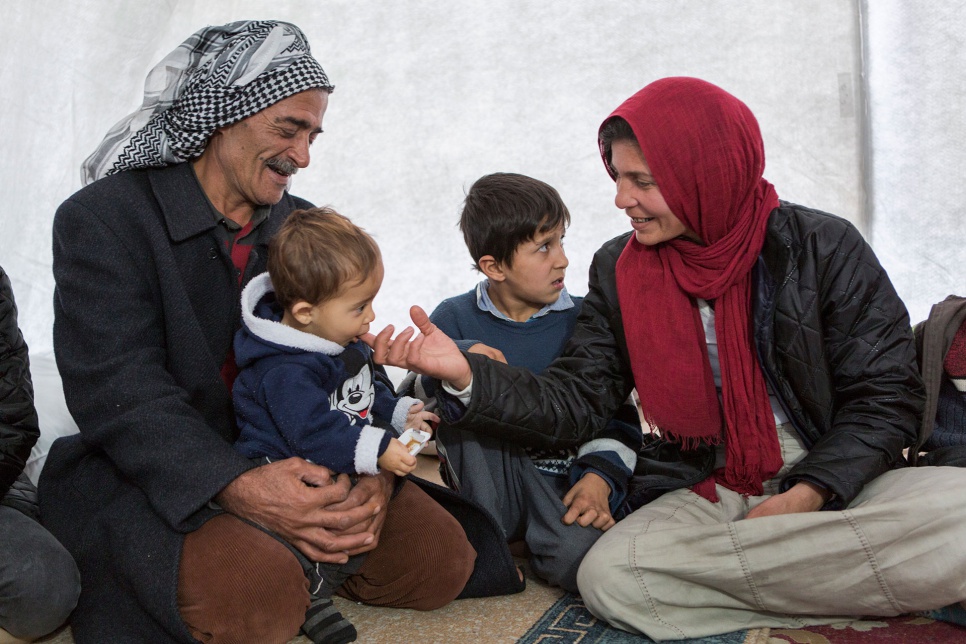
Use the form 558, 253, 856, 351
41, 21, 476, 644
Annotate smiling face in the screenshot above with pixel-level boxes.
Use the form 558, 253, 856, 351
194, 89, 329, 223
300, 260, 384, 347
610, 140, 700, 246
483, 222, 569, 322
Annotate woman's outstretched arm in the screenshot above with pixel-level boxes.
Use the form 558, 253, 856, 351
363, 305, 474, 389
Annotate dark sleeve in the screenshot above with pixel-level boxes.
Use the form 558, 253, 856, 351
781, 220, 924, 507
569, 401, 644, 513
52, 198, 253, 531
0, 267, 39, 498
442, 240, 635, 449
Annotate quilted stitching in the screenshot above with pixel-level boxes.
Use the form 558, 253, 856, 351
761, 205, 921, 505
0, 266, 41, 499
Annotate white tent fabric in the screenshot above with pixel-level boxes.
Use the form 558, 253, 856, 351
866, 1, 966, 323
0, 0, 961, 359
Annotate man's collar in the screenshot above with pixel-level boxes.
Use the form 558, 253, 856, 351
149, 163, 220, 243
148, 163, 275, 241
212, 204, 272, 232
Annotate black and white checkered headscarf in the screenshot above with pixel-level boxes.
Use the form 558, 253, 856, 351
81, 20, 333, 185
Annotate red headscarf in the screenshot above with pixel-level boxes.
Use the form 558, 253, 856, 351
604, 77, 783, 499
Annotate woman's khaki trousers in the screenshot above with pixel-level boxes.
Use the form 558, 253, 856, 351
578, 424, 966, 640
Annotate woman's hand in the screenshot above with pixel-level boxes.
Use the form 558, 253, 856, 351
744, 481, 830, 520
362, 306, 473, 389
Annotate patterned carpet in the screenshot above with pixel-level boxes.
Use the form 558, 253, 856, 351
519, 594, 966, 643
27, 594, 966, 643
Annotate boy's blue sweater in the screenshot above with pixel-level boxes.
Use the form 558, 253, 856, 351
430, 290, 579, 374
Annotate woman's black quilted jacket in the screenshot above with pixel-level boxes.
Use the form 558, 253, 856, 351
443, 203, 924, 510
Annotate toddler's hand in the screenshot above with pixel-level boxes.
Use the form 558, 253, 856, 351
378, 439, 417, 477
407, 401, 439, 434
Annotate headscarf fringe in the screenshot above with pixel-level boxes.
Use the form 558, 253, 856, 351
660, 429, 721, 451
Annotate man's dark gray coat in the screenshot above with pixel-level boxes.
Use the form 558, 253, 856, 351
41, 163, 309, 641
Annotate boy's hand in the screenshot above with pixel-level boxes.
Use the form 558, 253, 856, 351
467, 342, 507, 364
378, 439, 418, 476
362, 306, 473, 390
561, 472, 615, 531
406, 401, 439, 433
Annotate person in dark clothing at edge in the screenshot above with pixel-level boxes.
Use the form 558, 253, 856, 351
366, 77, 966, 640
40, 20, 474, 644
0, 264, 80, 641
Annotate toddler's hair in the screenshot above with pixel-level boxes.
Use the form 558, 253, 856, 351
268, 207, 381, 308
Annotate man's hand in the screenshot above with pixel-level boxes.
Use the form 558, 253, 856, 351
323, 471, 394, 556
561, 472, 616, 531
215, 458, 380, 563
744, 480, 830, 520
362, 306, 473, 390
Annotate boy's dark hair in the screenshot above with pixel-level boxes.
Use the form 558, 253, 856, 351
598, 116, 639, 176
268, 207, 381, 309
459, 173, 570, 269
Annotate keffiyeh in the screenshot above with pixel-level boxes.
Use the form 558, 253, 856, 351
81, 20, 333, 185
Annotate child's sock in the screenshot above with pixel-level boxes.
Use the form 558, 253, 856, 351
301, 596, 357, 644
300, 560, 361, 644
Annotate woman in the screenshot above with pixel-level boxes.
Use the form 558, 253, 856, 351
368, 77, 966, 639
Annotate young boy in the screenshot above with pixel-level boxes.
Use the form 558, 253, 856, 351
404, 173, 642, 593
233, 207, 438, 644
